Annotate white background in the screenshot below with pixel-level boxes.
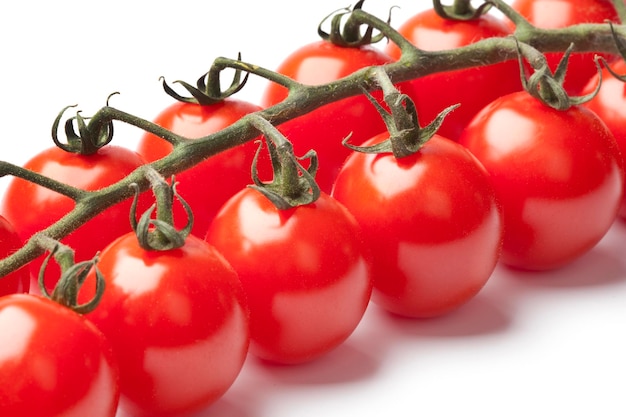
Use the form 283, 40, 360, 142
2, 1, 626, 416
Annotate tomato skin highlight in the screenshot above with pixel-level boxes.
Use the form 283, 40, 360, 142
386, 9, 522, 141
81, 233, 249, 417
0, 215, 30, 296
459, 91, 624, 270
261, 40, 393, 193
332, 134, 502, 318
0, 294, 120, 417
0, 145, 149, 294
508, 0, 620, 94
206, 188, 373, 364
582, 59, 626, 219
137, 98, 264, 238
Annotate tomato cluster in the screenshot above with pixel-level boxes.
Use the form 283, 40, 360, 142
1, 1, 625, 416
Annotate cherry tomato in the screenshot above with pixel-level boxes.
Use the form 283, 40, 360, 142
80, 233, 249, 417
331, 133, 502, 318
582, 59, 626, 219
261, 40, 392, 193
0, 293, 119, 417
0, 215, 30, 296
508, 0, 620, 94
137, 98, 264, 238
459, 91, 624, 270
385, 8, 522, 141
205, 188, 372, 364
0, 145, 149, 294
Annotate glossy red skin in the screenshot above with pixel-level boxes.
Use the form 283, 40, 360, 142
386, 9, 522, 141
80, 233, 249, 417
0, 215, 30, 296
459, 91, 624, 270
0, 145, 149, 294
261, 40, 393, 193
0, 294, 119, 417
331, 134, 503, 318
205, 188, 372, 364
137, 98, 264, 238
509, 0, 620, 94
582, 59, 626, 219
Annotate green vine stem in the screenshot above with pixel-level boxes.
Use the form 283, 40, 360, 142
1, 4, 626, 277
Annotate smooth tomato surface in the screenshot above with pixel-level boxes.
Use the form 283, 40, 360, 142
0, 294, 119, 417
459, 91, 624, 270
261, 40, 392, 193
81, 233, 249, 417
0, 215, 30, 296
386, 9, 522, 141
0, 145, 149, 294
509, 0, 620, 93
582, 59, 626, 219
137, 98, 264, 238
332, 134, 503, 318
206, 188, 372, 364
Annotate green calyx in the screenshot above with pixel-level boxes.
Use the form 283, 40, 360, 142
248, 115, 320, 210
318, 0, 389, 47
344, 68, 458, 159
36, 236, 105, 315
433, 0, 493, 21
130, 168, 193, 251
52, 93, 117, 155
161, 53, 249, 105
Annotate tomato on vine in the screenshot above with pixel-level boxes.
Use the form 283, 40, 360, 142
508, 0, 621, 94
458, 55, 624, 270
260, 1, 395, 193
137, 65, 264, 238
582, 59, 626, 220
0, 250, 120, 417
79, 171, 249, 417
385, 2, 523, 141
0, 107, 150, 295
0, 215, 29, 296
205, 115, 372, 364
331, 74, 503, 318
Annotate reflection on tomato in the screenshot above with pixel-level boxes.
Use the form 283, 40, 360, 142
0, 294, 119, 417
459, 91, 624, 270
332, 133, 502, 318
205, 188, 372, 364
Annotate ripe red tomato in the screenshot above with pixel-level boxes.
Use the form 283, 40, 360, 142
0, 215, 30, 296
205, 188, 372, 364
137, 98, 264, 238
385, 8, 522, 141
0, 293, 119, 417
582, 59, 626, 220
508, 0, 620, 94
459, 91, 624, 270
331, 134, 502, 318
0, 145, 149, 295
80, 233, 249, 417
261, 40, 393, 193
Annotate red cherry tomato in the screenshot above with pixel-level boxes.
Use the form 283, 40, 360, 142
582, 59, 626, 219
81, 233, 249, 417
261, 40, 393, 193
386, 8, 522, 141
0, 145, 149, 294
508, 0, 620, 93
331, 133, 503, 318
459, 91, 624, 270
205, 188, 372, 364
0, 293, 119, 417
137, 98, 264, 238
0, 215, 30, 296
